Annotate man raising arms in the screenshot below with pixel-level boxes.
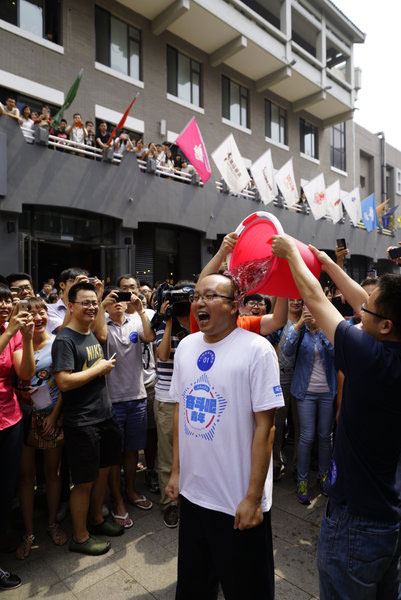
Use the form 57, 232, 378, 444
272, 235, 401, 599
166, 273, 284, 599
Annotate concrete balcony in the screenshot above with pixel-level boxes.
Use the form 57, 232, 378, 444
119, 0, 365, 127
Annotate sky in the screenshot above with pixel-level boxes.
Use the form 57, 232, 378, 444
333, 1, 401, 150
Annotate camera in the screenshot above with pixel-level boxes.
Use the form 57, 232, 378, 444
162, 287, 194, 305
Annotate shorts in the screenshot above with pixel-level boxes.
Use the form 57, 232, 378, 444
63, 418, 121, 485
112, 398, 147, 452
145, 384, 156, 430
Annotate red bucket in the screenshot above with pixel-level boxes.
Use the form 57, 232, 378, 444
226, 212, 321, 299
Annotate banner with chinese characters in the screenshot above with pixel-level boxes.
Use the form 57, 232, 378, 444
326, 180, 343, 224
342, 187, 362, 226
303, 173, 327, 220
275, 159, 298, 208
211, 134, 250, 194
175, 117, 212, 183
250, 149, 277, 205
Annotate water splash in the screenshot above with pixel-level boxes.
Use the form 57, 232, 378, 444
224, 255, 273, 300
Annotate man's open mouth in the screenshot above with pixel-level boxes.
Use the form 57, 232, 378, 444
197, 311, 210, 324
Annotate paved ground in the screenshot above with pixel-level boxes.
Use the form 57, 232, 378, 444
1, 468, 324, 599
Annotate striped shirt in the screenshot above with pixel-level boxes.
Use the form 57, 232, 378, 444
155, 321, 182, 403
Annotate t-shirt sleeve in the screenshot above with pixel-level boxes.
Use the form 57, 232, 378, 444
237, 315, 262, 334
250, 340, 285, 412
46, 308, 63, 335
334, 320, 381, 378
169, 344, 181, 402
51, 336, 75, 373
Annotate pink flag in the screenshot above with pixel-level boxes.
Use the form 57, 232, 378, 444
175, 117, 211, 183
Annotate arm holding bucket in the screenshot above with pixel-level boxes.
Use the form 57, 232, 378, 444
308, 245, 368, 315
259, 297, 288, 336
198, 233, 238, 282
271, 236, 344, 344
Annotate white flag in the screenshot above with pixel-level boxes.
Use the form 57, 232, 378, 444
275, 159, 299, 208
250, 149, 277, 205
342, 187, 361, 226
326, 180, 343, 224
303, 174, 327, 221
211, 134, 250, 194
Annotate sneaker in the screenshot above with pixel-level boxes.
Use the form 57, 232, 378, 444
163, 504, 179, 528
0, 568, 22, 589
297, 480, 311, 505
88, 517, 124, 537
145, 469, 160, 494
69, 535, 110, 556
102, 504, 110, 518
317, 474, 328, 497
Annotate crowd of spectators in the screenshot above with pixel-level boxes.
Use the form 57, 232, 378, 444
0, 96, 196, 177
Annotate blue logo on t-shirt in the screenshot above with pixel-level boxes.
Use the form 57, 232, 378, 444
197, 350, 215, 371
183, 373, 227, 441
129, 331, 138, 344
273, 385, 282, 396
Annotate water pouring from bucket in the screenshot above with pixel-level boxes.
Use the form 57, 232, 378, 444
226, 212, 321, 299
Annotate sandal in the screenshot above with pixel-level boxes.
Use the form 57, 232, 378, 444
16, 534, 35, 560
47, 523, 68, 546
111, 511, 134, 529
127, 494, 153, 511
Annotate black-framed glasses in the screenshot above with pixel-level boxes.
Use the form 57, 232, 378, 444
72, 300, 99, 308
190, 293, 234, 303
361, 302, 387, 321
246, 301, 265, 308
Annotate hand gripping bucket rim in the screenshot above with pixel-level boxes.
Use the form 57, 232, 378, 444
226, 211, 320, 298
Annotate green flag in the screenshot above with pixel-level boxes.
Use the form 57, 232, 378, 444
51, 69, 83, 128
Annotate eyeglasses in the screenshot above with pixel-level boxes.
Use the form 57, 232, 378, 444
72, 301, 99, 308
15, 284, 32, 292
361, 302, 387, 321
121, 285, 138, 292
190, 293, 234, 303
246, 301, 265, 308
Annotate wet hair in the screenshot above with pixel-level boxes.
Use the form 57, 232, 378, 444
116, 274, 139, 288
59, 267, 89, 284
27, 297, 48, 312
375, 274, 401, 339
6, 272, 32, 287
68, 282, 96, 303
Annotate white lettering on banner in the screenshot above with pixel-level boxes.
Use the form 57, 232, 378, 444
194, 144, 203, 162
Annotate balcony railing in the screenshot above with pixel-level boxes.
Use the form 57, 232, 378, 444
19, 124, 394, 237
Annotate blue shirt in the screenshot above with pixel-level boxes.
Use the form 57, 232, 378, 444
282, 324, 336, 400
329, 320, 401, 522
154, 321, 181, 402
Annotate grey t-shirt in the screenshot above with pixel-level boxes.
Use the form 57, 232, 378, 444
51, 327, 112, 427
105, 316, 146, 402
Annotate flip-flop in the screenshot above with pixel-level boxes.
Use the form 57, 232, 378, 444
128, 495, 153, 511
111, 511, 134, 529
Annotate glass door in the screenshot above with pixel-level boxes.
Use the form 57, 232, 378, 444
100, 245, 135, 285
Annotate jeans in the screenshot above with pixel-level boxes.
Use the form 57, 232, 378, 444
0, 419, 23, 542
317, 500, 401, 599
296, 392, 334, 481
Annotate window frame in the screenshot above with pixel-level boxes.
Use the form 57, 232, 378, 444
0, 0, 62, 46
166, 45, 202, 108
222, 75, 249, 129
330, 121, 346, 172
95, 5, 142, 82
300, 118, 319, 159
265, 99, 287, 145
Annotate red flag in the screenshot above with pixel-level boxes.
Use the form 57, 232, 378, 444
108, 93, 139, 145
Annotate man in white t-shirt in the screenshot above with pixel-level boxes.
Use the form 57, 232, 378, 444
166, 274, 284, 600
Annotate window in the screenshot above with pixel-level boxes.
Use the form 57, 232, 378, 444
300, 118, 318, 159
330, 122, 346, 171
95, 6, 141, 81
0, 85, 59, 116
0, 0, 62, 44
265, 99, 287, 145
396, 169, 401, 195
167, 46, 201, 107
360, 175, 366, 189
222, 75, 249, 129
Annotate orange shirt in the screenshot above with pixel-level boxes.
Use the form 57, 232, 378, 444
190, 310, 262, 335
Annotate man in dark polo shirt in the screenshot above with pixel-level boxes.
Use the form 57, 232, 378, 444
52, 282, 123, 556
272, 235, 401, 600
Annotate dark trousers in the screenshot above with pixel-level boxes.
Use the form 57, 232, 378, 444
0, 419, 23, 541
176, 495, 275, 600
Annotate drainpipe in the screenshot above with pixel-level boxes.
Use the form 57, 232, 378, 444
376, 131, 386, 204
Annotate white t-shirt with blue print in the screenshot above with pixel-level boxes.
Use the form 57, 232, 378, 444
170, 327, 284, 517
